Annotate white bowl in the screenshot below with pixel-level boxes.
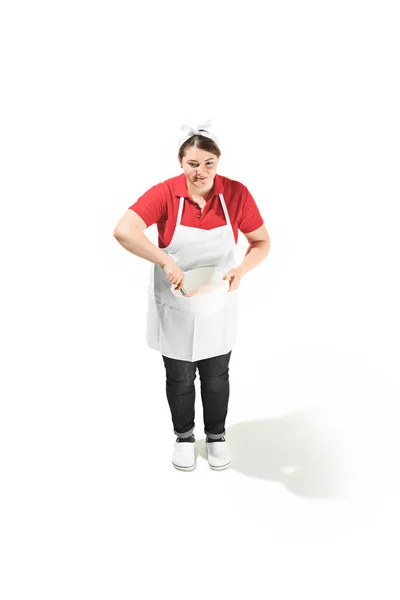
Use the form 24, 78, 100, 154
170, 266, 229, 315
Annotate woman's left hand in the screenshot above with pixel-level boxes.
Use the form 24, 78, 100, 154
222, 266, 245, 292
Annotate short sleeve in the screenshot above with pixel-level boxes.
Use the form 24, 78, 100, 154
237, 185, 264, 234
128, 182, 167, 227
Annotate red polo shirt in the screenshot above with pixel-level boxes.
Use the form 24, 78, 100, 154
128, 172, 264, 249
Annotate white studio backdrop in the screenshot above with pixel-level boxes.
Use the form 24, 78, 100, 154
1, 0, 400, 598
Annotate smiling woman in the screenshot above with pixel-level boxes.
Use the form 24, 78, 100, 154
113, 119, 270, 471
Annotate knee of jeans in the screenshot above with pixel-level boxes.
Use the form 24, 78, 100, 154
200, 371, 229, 388
166, 373, 196, 391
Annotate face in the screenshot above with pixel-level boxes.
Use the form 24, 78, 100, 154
179, 147, 219, 190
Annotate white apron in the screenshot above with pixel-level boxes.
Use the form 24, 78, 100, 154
145, 193, 239, 362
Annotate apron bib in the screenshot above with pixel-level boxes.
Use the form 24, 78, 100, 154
145, 193, 239, 361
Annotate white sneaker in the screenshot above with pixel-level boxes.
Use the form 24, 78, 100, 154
172, 438, 196, 471
206, 436, 231, 470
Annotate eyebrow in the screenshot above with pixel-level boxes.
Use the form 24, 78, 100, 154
187, 158, 215, 163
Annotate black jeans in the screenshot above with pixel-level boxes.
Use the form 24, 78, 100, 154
162, 351, 232, 440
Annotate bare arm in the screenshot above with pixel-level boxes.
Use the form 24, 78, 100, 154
113, 210, 171, 268
239, 224, 271, 275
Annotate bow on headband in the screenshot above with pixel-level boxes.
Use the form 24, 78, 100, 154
178, 119, 219, 150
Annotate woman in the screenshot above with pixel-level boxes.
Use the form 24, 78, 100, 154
113, 120, 270, 472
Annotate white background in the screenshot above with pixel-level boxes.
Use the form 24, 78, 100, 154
1, 0, 400, 598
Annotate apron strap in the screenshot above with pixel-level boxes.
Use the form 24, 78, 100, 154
177, 196, 185, 226
219, 193, 231, 226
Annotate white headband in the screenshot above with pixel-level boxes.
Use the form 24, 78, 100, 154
178, 119, 219, 151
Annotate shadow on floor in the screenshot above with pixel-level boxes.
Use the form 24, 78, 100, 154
196, 407, 352, 499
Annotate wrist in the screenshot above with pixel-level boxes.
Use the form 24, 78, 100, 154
159, 254, 174, 269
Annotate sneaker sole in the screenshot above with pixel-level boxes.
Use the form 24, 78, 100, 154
172, 456, 196, 471
172, 462, 196, 471
209, 460, 231, 471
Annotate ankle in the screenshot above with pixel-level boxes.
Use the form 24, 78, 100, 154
206, 435, 225, 443
177, 435, 195, 443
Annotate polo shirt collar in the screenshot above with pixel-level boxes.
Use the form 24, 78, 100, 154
172, 172, 224, 198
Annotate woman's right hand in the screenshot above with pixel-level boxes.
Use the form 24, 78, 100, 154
162, 257, 185, 291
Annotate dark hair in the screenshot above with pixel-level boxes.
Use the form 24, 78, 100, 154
178, 134, 221, 161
